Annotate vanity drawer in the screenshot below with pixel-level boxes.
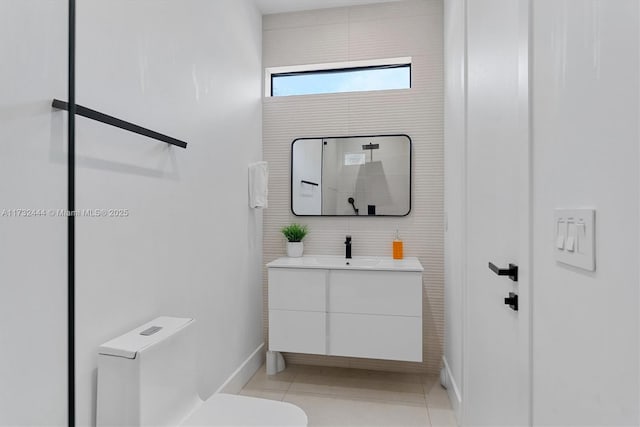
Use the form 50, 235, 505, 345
269, 310, 326, 355
328, 313, 422, 362
268, 268, 327, 312
329, 270, 422, 316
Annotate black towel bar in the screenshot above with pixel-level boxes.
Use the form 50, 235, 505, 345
52, 99, 188, 149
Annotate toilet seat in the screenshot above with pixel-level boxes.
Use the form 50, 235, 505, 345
180, 393, 308, 426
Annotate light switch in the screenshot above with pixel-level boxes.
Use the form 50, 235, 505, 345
555, 220, 566, 249
576, 222, 587, 253
565, 235, 575, 252
554, 209, 595, 271
565, 222, 576, 252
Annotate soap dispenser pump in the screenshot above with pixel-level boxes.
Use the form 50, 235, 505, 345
393, 229, 404, 260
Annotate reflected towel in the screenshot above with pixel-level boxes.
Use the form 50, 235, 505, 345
248, 161, 268, 208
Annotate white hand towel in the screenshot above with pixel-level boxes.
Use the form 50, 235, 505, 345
248, 161, 268, 208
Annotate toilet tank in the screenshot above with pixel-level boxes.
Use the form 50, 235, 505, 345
96, 317, 201, 427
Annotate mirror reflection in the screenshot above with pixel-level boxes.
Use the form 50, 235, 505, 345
291, 135, 411, 216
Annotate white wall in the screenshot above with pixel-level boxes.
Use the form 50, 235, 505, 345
0, 1, 264, 425
262, 0, 444, 374
0, 1, 67, 424
532, 1, 639, 424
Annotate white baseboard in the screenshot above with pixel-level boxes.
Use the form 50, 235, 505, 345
216, 343, 265, 394
443, 356, 462, 422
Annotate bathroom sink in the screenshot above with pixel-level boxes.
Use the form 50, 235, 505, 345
266, 255, 423, 272
298, 256, 379, 268
343, 258, 380, 267
309, 256, 376, 266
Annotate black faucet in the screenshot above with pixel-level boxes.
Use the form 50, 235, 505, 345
345, 235, 352, 259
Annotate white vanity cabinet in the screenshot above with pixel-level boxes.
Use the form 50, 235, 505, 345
267, 256, 423, 362
268, 268, 327, 355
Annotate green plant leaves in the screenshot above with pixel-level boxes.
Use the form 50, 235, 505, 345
281, 223, 308, 242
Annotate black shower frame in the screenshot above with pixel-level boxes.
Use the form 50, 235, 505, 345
67, 2, 75, 425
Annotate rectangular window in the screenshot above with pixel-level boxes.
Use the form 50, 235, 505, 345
266, 58, 411, 97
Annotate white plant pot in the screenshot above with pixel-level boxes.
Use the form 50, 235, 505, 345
287, 242, 304, 258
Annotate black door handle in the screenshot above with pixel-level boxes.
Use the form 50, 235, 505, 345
504, 292, 518, 311
488, 262, 518, 282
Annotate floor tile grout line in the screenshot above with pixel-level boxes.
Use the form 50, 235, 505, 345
421, 381, 429, 407
290, 381, 427, 394
426, 404, 434, 427
281, 366, 299, 401
281, 380, 430, 404
281, 389, 432, 407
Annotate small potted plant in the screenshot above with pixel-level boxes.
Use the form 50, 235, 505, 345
281, 223, 308, 258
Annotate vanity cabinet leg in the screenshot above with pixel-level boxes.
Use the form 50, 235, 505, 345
266, 351, 286, 375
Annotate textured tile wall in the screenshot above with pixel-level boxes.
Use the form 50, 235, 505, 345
263, 0, 444, 374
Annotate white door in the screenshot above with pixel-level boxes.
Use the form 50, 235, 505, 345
463, 0, 531, 425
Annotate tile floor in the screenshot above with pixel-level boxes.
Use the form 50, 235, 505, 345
238, 364, 458, 426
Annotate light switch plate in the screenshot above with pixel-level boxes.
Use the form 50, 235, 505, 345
554, 209, 595, 271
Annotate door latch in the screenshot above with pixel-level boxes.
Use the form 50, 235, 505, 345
504, 292, 518, 311
488, 262, 518, 282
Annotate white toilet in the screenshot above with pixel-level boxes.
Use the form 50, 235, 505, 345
96, 317, 307, 426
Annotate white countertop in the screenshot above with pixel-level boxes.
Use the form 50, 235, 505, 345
266, 255, 423, 272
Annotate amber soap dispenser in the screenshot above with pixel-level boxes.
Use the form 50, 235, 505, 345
393, 229, 404, 260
